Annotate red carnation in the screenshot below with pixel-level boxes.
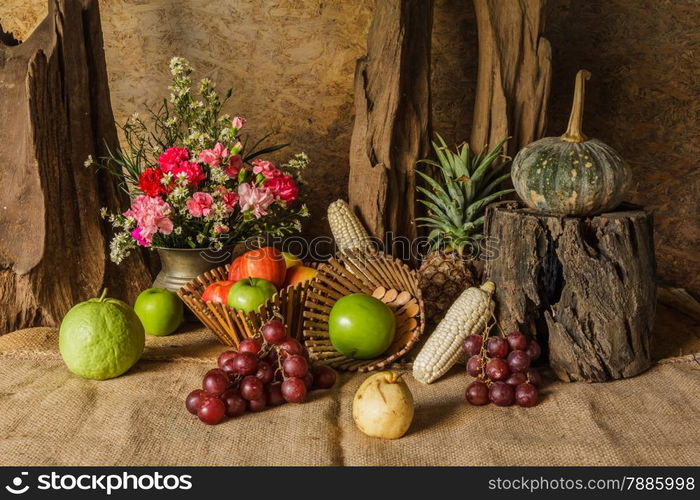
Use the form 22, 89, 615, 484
137, 168, 165, 197
158, 147, 190, 173
175, 161, 206, 188
264, 175, 298, 204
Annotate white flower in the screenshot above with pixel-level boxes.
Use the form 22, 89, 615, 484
196, 233, 205, 244
84, 155, 94, 168
174, 227, 183, 235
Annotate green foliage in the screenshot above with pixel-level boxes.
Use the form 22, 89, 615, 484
416, 134, 514, 254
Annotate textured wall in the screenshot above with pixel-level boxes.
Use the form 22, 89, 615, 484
1, 0, 698, 295
545, 0, 700, 295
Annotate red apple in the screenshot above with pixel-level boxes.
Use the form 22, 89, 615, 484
228, 247, 286, 288
284, 265, 317, 288
201, 280, 234, 304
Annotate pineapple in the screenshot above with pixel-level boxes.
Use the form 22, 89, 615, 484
416, 134, 513, 326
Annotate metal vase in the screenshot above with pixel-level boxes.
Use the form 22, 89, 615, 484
152, 245, 243, 293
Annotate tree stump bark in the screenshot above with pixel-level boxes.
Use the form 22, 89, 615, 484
0, 0, 151, 334
470, 0, 551, 156
348, 0, 433, 257
484, 201, 656, 382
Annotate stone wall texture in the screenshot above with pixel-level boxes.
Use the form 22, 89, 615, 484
1, 0, 698, 295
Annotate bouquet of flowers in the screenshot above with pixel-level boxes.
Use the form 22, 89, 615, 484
91, 57, 309, 264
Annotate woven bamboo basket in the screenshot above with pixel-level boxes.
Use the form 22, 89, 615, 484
302, 251, 424, 372
178, 265, 313, 347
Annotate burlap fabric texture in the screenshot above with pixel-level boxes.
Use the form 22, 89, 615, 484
0, 319, 698, 466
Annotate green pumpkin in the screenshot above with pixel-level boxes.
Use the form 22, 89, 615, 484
511, 70, 632, 215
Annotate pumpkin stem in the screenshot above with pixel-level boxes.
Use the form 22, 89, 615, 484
561, 70, 591, 143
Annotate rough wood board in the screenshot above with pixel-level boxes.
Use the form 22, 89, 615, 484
0, 0, 151, 334
347, 0, 433, 256
484, 202, 656, 382
470, 0, 551, 156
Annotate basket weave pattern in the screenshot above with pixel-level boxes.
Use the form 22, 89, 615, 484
302, 251, 424, 372
178, 265, 311, 347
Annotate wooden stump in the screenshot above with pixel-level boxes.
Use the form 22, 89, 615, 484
484, 201, 656, 382
0, 0, 151, 334
470, 0, 551, 156
348, 0, 433, 257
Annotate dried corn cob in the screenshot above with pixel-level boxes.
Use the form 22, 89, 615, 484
412, 281, 495, 384
327, 199, 373, 253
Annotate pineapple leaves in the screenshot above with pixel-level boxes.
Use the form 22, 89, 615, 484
416, 133, 514, 255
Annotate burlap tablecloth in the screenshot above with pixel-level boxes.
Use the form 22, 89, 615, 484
1, 304, 699, 466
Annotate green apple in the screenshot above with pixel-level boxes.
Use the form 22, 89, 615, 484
328, 293, 395, 359
227, 278, 277, 313
134, 287, 184, 336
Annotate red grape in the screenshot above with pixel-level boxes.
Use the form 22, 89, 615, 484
278, 339, 304, 358
526, 367, 542, 386
240, 375, 264, 400
515, 382, 538, 407
526, 340, 542, 361
505, 372, 527, 387
303, 372, 314, 390
466, 355, 485, 377
264, 349, 279, 365
220, 357, 238, 377
283, 355, 309, 378
506, 331, 528, 351
197, 397, 226, 425
238, 338, 262, 355
462, 335, 483, 357
486, 336, 510, 358
485, 358, 510, 381
266, 382, 286, 406
248, 395, 267, 412
507, 350, 531, 373
232, 352, 259, 376
217, 350, 237, 370
281, 377, 307, 403
255, 361, 275, 384
202, 369, 229, 396
312, 365, 337, 389
221, 388, 247, 417
465, 380, 489, 405
489, 381, 514, 406
186, 389, 208, 415
262, 319, 287, 344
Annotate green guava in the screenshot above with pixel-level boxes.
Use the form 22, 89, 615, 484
59, 290, 145, 380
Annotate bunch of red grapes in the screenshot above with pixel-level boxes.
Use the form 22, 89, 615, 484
185, 318, 337, 425
463, 330, 543, 408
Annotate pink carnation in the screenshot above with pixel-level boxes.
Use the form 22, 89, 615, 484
124, 195, 174, 246
186, 192, 214, 217
199, 143, 228, 167
158, 147, 190, 173
264, 174, 298, 204
252, 159, 281, 179
221, 191, 239, 212
238, 183, 275, 219
131, 227, 150, 247
232, 116, 246, 130
225, 154, 243, 178
176, 161, 206, 188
